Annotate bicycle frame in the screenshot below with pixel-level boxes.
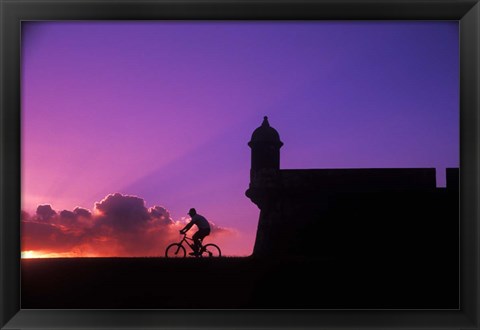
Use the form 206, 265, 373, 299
178, 234, 203, 253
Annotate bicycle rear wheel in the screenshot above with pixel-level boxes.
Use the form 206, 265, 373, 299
200, 243, 221, 257
165, 243, 186, 258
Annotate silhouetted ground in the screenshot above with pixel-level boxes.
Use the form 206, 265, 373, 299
21, 256, 458, 309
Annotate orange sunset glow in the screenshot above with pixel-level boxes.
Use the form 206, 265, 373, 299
21, 251, 83, 259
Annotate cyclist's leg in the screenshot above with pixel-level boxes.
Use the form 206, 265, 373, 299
193, 229, 209, 254
192, 231, 202, 254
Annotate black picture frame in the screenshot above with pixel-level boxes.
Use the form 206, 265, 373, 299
1, 0, 479, 329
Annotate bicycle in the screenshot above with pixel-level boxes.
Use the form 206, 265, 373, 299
165, 233, 221, 258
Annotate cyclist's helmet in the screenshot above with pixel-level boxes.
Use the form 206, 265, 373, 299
188, 208, 197, 216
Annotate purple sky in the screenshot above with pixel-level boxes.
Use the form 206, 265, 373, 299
21, 21, 459, 255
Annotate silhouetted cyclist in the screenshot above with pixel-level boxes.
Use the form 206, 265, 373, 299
180, 208, 211, 256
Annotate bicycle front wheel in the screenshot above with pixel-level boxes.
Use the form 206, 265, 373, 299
165, 243, 186, 258
201, 244, 221, 257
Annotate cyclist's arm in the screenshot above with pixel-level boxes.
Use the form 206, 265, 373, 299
180, 221, 194, 233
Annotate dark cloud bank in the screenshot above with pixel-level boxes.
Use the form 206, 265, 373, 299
21, 193, 234, 257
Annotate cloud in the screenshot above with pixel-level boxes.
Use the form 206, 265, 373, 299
148, 206, 174, 225
59, 210, 76, 220
73, 207, 92, 218
94, 193, 150, 230
21, 221, 84, 252
21, 193, 238, 257
21, 210, 31, 221
36, 204, 56, 221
